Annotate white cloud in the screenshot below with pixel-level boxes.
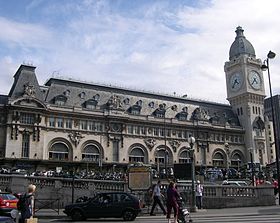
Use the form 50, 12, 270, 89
1, 0, 280, 104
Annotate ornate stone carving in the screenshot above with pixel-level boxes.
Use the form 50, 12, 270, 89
68, 131, 84, 147
144, 138, 156, 151
107, 94, 123, 109
169, 140, 181, 152
110, 123, 123, 132
23, 82, 35, 97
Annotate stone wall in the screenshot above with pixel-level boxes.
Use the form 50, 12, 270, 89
0, 175, 275, 209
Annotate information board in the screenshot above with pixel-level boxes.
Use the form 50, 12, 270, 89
128, 166, 152, 191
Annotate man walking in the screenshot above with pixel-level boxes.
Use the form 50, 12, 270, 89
150, 180, 166, 216
196, 180, 203, 209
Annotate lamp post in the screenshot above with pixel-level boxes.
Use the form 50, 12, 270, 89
225, 143, 230, 179
156, 148, 160, 174
249, 148, 255, 186
163, 105, 177, 178
261, 50, 280, 203
188, 136, 196, 212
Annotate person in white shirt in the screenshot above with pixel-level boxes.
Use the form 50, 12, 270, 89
195, 180, 203, 209
150, 180, 166, 216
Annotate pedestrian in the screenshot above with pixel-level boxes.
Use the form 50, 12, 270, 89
196, 180, 203, 209
166, 181, 180, 223
150, 180, 166, 216
19, 184, 36, 223
273, 178, 278, 196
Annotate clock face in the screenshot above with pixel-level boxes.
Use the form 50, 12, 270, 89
230, 73, 243, 91
248, 70, 261, 90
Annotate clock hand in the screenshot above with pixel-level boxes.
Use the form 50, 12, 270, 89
252, 78, 258, 85
232, 79, 239, 88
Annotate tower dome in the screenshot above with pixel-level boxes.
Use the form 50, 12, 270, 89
229, 26, 255, 60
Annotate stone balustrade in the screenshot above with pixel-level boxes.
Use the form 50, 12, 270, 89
0, 174, 275, 209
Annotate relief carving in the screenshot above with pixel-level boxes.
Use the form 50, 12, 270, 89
107, 94, 123, 109
169, 140, 181, 152
23, 82, 35, 97
68, 131, 84, 147
144, 138, 156, 151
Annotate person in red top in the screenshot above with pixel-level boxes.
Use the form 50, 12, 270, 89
273, 179, 278, 196
166, 181, 180, 223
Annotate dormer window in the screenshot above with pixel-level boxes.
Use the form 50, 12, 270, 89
153, 107, 165, 118
136, 100, 142, 106
64, 90, 70, 97
85, 99, 98, 110
149, 102, 155, 108
94, 94, 100, 101
176, 112, 188, 121
182, 107, 188, 113
123, 98, 130, 105
80, 92, 86, 99
128, 105, 141, 115
54, 95, 67, 106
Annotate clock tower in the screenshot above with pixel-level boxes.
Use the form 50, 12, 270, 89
224, 26, 268, 166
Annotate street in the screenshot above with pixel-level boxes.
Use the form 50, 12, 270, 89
37, 211, 280, 223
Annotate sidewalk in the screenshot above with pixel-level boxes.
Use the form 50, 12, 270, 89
191, 205, 280, 218
34, 205, 280, 219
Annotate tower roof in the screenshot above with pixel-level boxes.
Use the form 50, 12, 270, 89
229, 26, 255, 60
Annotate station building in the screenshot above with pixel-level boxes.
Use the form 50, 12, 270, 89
0, 27, 274, 173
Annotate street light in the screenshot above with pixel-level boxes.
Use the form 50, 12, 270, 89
156, 148, 160, 174
188, 136, 196, 212
163, 105, 177, 178
261, 50, 280, 203
225, 143, 230, 179
249, 148, 255, 186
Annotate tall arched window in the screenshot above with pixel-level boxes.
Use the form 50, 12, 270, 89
129, 148, 145, 163
231, 153, 242, 170
179, 150, 191, 163
22, 132, 30, 158
49, 143, 69, 161
212, 152, 224, 167
155, 149, 166, 164
82, 144, 100, 162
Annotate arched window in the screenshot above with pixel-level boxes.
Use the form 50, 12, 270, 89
231, 153, 242, 169
129, 148, 145, 163
155, 149, 166, 164
49, 143, 69, 161
82, 144, 100, 162
212, 152, 224, 167
179, 150, 191, 163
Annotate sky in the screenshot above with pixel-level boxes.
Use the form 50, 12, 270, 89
0, 0, 280, 104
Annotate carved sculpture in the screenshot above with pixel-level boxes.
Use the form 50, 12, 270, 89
23, 82, 35, 97
68, 132, 84, 147
169, 140, 181, 152
144, 138, 156, 151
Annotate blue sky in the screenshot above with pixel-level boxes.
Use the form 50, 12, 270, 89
0, 0, 280, 103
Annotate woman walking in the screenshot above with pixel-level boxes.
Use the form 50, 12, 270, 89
166, 181, 180, 223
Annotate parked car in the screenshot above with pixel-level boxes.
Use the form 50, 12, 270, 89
222, 180, 248, 186
64, 192, 141, 221
0, 192, 18, 216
